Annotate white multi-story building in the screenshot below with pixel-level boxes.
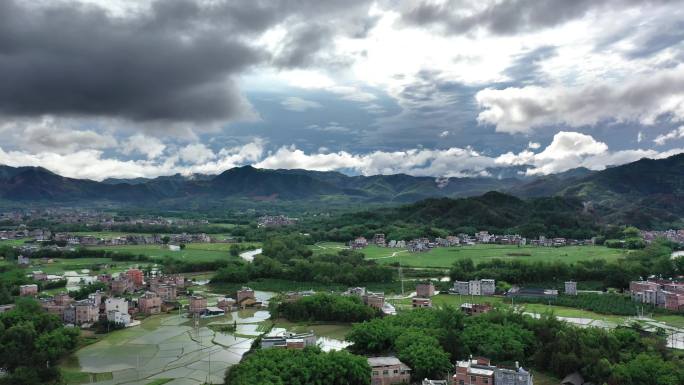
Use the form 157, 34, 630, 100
469, 280, 482, 296
564, 281, 577, 296
481, 279, 496, 295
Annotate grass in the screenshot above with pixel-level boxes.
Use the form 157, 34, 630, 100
60, 368, 113, 384
653, 314, 684, 329
0, 239, 28, 246
361, 244, 625, 268
86, 242, 260, 262
533, 371, 562, 385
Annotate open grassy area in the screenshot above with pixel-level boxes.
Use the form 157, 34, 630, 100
533, 371, 562, 385
362, 244, 625, 268
86, 242, 260, 262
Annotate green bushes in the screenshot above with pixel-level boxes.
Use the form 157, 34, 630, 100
508, 293, 671, 316
277, 293, 379, 323
225, 347, 370, 385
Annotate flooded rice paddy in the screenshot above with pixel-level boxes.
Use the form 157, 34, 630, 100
62, 290, 352, 384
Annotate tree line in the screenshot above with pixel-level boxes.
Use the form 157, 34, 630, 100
346, 307, 684, 385
212, 236, 393, 286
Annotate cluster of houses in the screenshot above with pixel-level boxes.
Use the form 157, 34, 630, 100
257, 215, 298, 228
0, 208, 209, 228
17, 265, 264, 327
349, 232, 596, 251
629, 280, 684, 311
2, 231, 216, 246
640, 229, 684, 245
343, 287, 397, 315
368, 356, 534, 385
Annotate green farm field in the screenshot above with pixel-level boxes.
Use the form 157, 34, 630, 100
361, 244, 626, 268
86, 242, 260, 262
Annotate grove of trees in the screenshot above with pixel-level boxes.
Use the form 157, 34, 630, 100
276, 293, 379, 323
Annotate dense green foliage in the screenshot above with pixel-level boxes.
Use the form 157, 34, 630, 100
224, 347, 371, 385
212, 236, 393, 286
347, 307, 464, 380
276, 293, 379, 323
301, 192, 602, 242
347, 307, 684, 384
0, 299, 80, 385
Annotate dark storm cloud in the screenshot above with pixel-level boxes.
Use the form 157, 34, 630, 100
273, 24, 334, 68
400, 0, 675, 36
0, 0, 376, 124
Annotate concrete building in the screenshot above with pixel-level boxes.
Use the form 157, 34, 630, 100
155, 284, 177, 301
138, 292, 161, 315
126, 269, 144, 288
469, 280, 482, 296
105, 297, 128, 315
416, 282, 435, 298
363, 291, 385, 309
237, 287, 255, 303
111, 276, 132, 295
17, 255, 30, 266
453, 281, 470, 295
107, 309, 131, 326
481, 279, 496, 295
494, 364, 534, 385
368, 356, 411, 385
64, 300, 99, 326
412, 297, 432, 308
565, 281, 578, 296
453, 357, 495, 385
19, 284, 38, 296
189, 295, 208, 314
217, 297, 236, 310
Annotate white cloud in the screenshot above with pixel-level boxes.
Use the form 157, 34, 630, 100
0, 116, 117, 154
637, 131, 643, 143
178, 143, 217, 164
121, 134, 166, 159
654, 126, 684, 146
476, 65, 684, 133
281, 97, 323, 112
439, 130, 449, 137
496, 131, 683, 175
528, 141, 541, 149
255, 145, 496, 177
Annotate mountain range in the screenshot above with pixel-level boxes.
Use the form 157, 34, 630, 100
0, 153, 682, 227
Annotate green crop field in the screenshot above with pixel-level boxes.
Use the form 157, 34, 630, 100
360, 244, 625, 268
86, 242, 260, 262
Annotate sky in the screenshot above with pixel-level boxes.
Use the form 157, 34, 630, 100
1, 0, 684, 180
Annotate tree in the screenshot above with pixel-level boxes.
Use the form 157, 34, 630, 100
225, 347, 370, 385
161, 235, 171, 245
